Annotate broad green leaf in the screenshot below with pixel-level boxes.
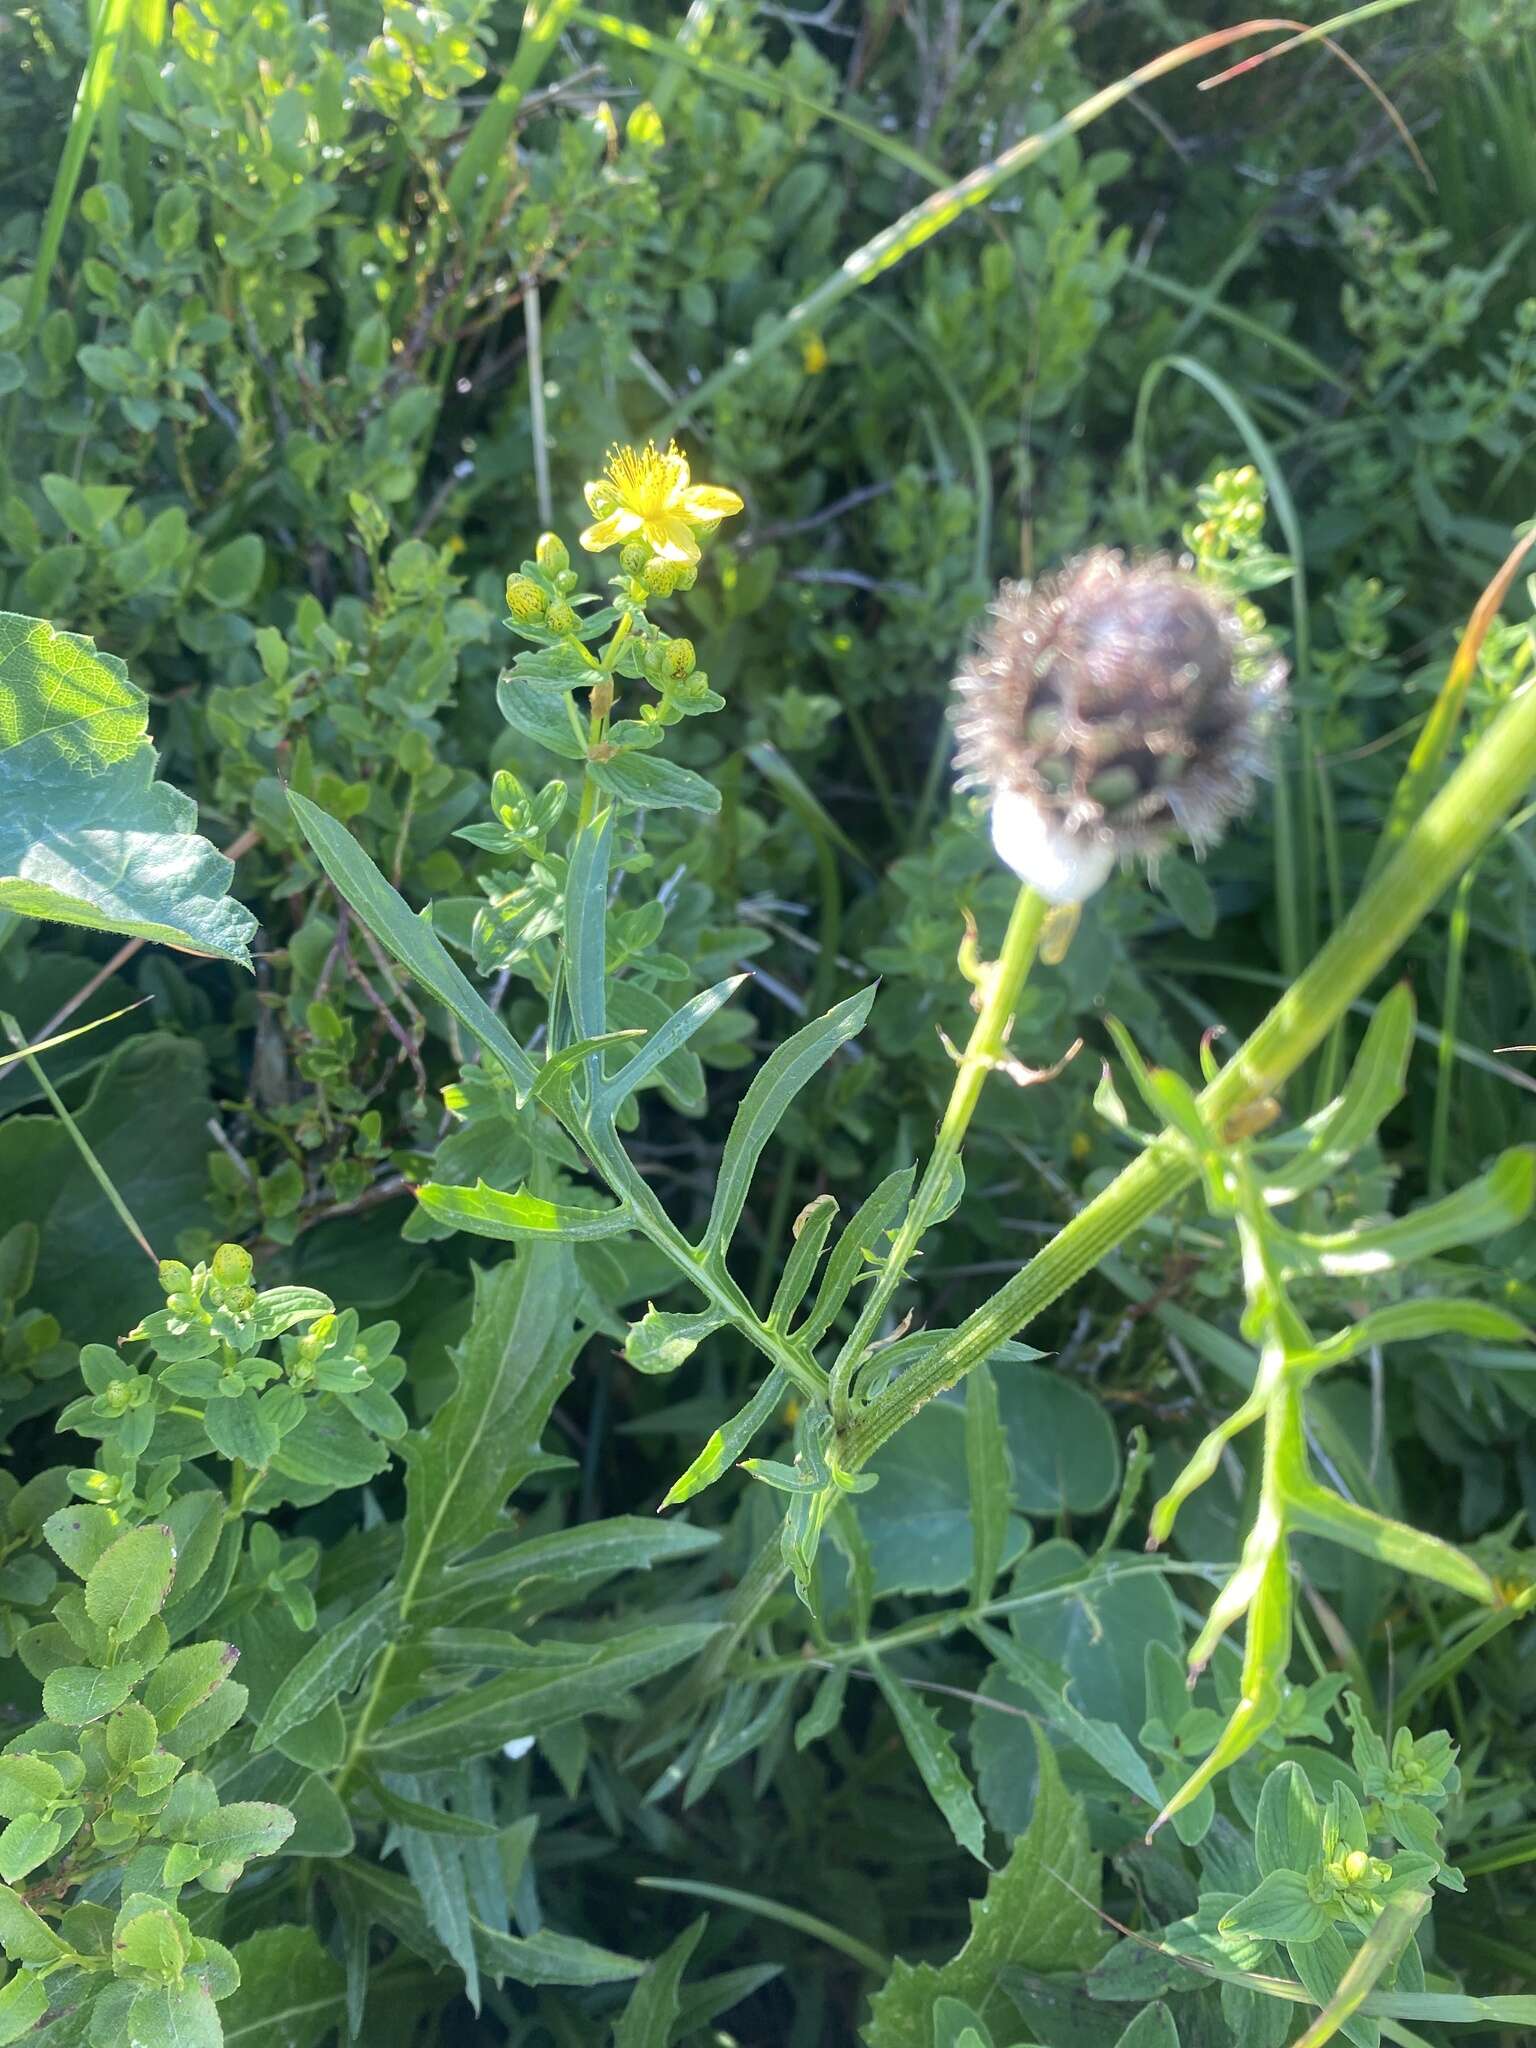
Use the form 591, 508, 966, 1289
0, 1033, 216, 1332
254, 1589, 399, 1753
42, 1664, 137, 1724
563, 808, 613, 1042
624, 1305, 728, 1376
203, 1387, 280, 1468
126, 1981, 222, 2048
701, 985, 876, 1261
191, 1800, 295, 1866
400, 1250, 584, 1584
973, 1623, 1162, 1811
0, 1969, 47, 2045
1254, 1761, 1325, 1877
0, 1884, 67, 1965
1219, 1869, 1330, 1945
0, 612, 254, 961
0, 1812, 60, 1883
142, 1641, 239, 1732
596, 976, 746, 1120
995, 1364, 1120, 1515
0, 1755, 65, 1819
84, 1522, 174, 1637
496, 673, 588, 758
1281, 1147, 1536, 1278
660, 1368, 791, 1508
1114, 2005, 1180, 2048
222, 1925, 347, 2048
613, 1915, 707, 2047
865, 1725, 1106, 2045
416, 1179, 632, 1242
43, 1503, 121, 1579
857, 1400, 1027, 1597
590, 749, 722, 813
870, 1659, 986, 1863
288, 790, 537, 1097
364, 1624, 720, 1770
965, 1363, 1009, 1604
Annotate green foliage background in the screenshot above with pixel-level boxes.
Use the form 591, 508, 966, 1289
2, 0, 1536, 2042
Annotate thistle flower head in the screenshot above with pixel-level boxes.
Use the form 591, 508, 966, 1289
953, 550, 1286, 904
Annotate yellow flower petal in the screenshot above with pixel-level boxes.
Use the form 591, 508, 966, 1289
644, 515, 701, 564
680, 484, 743, 522
579, 509, 641, 554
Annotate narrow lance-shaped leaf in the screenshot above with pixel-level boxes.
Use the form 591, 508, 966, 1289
1279, 1147, 1536, 1278
1261, 984, 1414, 1204
562, 807, 612, 1045
804, 1165, 916, 1349
364, 1625, 721, 1771
400, 1250, 584, 1587
661, 1368, 790, 1510
869, 1659, 986, 1864
597, 975, 747, 1120
1, 613, 255, 962
254, 1589, 400, 1753
864, 1724, 1107, 2046
965, 1363, 1008, 1604
1300, 1298, 1531, 1374
415, 1180, 633, 1243
702, 985, 877, 1263
288, 790, 538, 1097
769, 1195, 839, 1333
613, 1916, 708, 2048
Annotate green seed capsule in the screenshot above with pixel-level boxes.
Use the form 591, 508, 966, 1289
1087, 765, 1141, 808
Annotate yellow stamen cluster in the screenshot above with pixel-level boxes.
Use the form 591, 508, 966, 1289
579, 440, 743, 565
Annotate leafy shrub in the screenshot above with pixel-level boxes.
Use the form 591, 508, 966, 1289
2, 3, 1536, 2045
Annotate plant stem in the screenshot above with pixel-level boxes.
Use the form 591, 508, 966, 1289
828, 882, 1048, 1428
843, 666, 1536, 1470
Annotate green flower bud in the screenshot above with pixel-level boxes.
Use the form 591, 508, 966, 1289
211, 1243, 253, 1290
553, 569, 579, 595
505, 575, 548, 623
545, 600, 579, 636
675, 564, 698, 591
158, 1260, 193, 1296
643, 557, 680, 597
619, 542, 650, 575
660, 636, 696, 682
535, 532, 569, 575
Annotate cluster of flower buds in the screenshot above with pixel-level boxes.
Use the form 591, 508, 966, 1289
504, 531, 580, 630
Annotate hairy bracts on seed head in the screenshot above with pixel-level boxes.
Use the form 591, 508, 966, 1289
953, 551, 1287, 903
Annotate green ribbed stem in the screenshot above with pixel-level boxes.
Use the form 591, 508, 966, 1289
829, 881, 1049, 1428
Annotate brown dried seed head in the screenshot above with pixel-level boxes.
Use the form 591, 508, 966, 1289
952, 551, 1287, 890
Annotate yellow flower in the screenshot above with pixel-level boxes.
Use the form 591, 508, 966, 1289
579, 441, 742, 564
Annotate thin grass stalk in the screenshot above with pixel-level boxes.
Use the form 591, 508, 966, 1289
19, 0, 133, 347
663, 3, 1416, 433
1367, 525, 1536, 877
